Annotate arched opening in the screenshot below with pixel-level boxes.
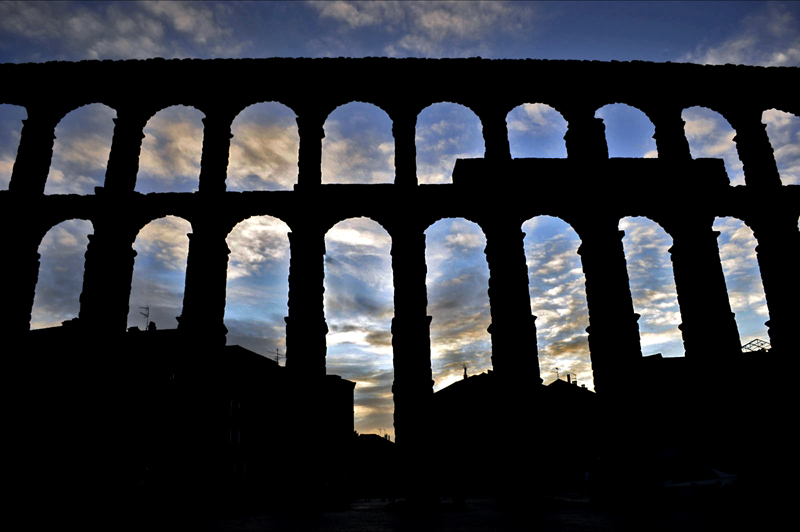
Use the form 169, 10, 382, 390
322, 102, 394, 184
416, 103, 484, 184
127, 216, 192, 330
522, 216, 592, 389
682, 106, 744, 186
0, 104, 26, 190
425, 218, 491, 391
44, 103, 115, 195
596, 103, 657, 158
30, 219, 93, 329
619, 217, 683, 357
713, 217, 769, 345
507, 103, 568, 158
136, 106, 204, 193
224, 215, 291, 356
762, 109, 800, 186
228, 102, 299, 191
324, 217, 394, 438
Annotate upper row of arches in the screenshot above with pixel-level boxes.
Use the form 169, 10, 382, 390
1, 101, 798, 193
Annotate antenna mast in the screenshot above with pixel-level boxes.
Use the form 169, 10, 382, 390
139, 306, 150, 329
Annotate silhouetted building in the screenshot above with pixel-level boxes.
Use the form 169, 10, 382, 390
23, 321, 355, 508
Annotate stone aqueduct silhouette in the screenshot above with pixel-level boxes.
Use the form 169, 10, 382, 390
2, 58, 799, 452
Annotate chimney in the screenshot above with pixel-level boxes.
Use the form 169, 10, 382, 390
567, 374, 571, 384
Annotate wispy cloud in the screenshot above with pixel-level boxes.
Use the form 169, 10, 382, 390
416, 103, 484, 184
680, 3, 800, 66
0, 1, 247, 61
44, 104, 116, 195
619, 217, 682, 357
682, 107, 745, 186
31, 219, 93, 329
322, 103, 395, 184
762, 109, 800, 186
137, 106, 204, 192
309, 0, 535, 58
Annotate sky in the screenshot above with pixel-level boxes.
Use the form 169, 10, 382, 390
1, 1, 799, 439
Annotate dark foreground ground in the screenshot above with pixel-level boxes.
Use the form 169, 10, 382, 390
109, 493, 773, 532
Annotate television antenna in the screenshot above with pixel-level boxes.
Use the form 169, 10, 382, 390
139, 306, 150, 329
554, 366, 560, 380
265, 347, 282, 366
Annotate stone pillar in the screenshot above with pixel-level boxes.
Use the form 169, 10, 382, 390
78, 225, 139, 333
726, 107, 782, 188
2, 229, 42, 334
562, 106, 609, 161
749, 214, 799, 354
296, 113, 325, 188
387, 220, 434, 501
663, 216, 742, 361
284, 222, 328, 377
575, 216, 644, 499
483, 218, 540, 500
391, 111, 418, 187
476, 105, 511, 162
482, 219, 540, 382
8, 109, 60, 195
103, 109, 149, 194
574, 217, 642, 396
176, 222, 231, 345
198, 112, 236, 194
648, 106, 692, 162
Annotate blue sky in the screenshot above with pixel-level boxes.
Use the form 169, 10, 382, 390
2, 1, 799, 438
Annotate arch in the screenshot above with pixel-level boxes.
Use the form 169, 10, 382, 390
135, 105, 205, 194
522, 216, 592, 389
425, 217, 491, 391
224, 215, 292, 355
228, 102, 299, 191
682, 106, 744, 186
42, 103, 115, 195
322, 102, 394, 184
761, 109, 800, 186
127, 216, 192, 330
595, 104, 657, 158
416, 103, 484, 184
0, 104, 27, 190
507, 103, 568, 159
323, 217, 394, 437
619, 217, 682, 357
31, 219, 94, 329
712, 217, 769, 344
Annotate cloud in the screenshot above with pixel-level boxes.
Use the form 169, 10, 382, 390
133, 216, 192, 272
311, 1, 534, 58
0, 157, 14, 189
620, 217, 683, 357
416, 103, 484, 183
322, 104, 395, 184
762, 109, 800, 186
0, 1, 247, 61
681, 107, 746, 185
137, 106, 204, 191
228, 122, 299, 191
680, 4, 800, 66
31, 219, 93, 329
226, 216, 291, 280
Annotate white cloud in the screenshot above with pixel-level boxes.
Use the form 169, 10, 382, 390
134, 216, 192, 272
138, 107, 204, 187
310, 1, 534, 58
0, 1, 245, 60
680, 4, 800, 66
226, 216, 291, 280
